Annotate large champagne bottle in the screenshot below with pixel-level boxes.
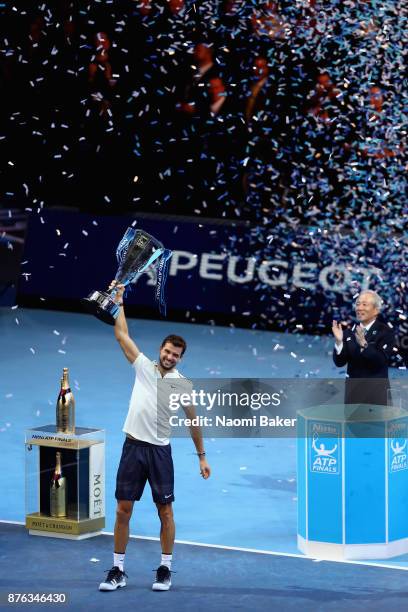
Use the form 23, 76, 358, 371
50, 451, 67, 517
56, 367, 75, 434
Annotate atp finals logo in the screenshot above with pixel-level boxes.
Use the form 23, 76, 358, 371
388, 420, 408, 474
309, 421, 341, 475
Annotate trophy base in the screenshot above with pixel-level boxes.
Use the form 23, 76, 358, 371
81, 291, 119, 325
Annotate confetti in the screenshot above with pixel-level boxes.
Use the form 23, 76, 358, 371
0, 0, 405, 363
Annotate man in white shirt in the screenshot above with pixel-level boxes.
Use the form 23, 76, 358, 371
99, 282, 211, 593
332, 290, 395, 405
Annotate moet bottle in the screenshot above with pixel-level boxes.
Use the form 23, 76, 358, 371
56, 368, 75, 434
50, 451, 67, 517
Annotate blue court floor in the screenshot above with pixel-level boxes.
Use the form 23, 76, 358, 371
2, 522, 408, 612
1, 307, 408, 580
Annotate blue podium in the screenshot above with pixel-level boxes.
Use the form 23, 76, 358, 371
297, 404, 408, 560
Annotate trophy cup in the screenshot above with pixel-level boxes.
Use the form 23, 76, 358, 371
82, 227, 172, 324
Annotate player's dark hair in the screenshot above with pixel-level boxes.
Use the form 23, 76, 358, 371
161, 335, 187, 357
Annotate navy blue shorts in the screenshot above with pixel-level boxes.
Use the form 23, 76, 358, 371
115, 437, 175, 504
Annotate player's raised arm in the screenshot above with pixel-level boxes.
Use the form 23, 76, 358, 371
110, 281, 140, 363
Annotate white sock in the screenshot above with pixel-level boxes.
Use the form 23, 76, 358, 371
114, 552, 125, 572
161, 553, 172, 570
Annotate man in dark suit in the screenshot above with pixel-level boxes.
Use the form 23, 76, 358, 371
332, 291, 395, 406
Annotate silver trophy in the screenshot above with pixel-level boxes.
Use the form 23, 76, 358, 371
82, 227, 172, 325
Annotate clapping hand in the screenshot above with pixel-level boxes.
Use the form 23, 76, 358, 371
332, 320, 344, 345
355, 324, 367, 348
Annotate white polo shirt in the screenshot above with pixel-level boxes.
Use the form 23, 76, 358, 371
122, 353, 191, 445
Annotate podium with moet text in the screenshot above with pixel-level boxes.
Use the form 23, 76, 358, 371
25, 425, 105, 540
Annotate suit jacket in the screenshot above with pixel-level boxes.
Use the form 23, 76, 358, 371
332, 319, 395, 406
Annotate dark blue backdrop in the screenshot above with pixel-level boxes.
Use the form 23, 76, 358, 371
17, 209, 407, 365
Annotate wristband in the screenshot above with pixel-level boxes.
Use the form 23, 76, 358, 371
197, 452, 206, 457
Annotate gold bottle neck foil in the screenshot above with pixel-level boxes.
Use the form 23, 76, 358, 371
61, 369, 70, 391
54, 451, 62, 477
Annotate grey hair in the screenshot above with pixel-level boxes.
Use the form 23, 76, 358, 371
355, 290, 383, 311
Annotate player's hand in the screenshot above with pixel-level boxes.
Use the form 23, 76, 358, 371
199, 458, 211, 479
332, 320, 343, 344
109, 280, 125, 303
